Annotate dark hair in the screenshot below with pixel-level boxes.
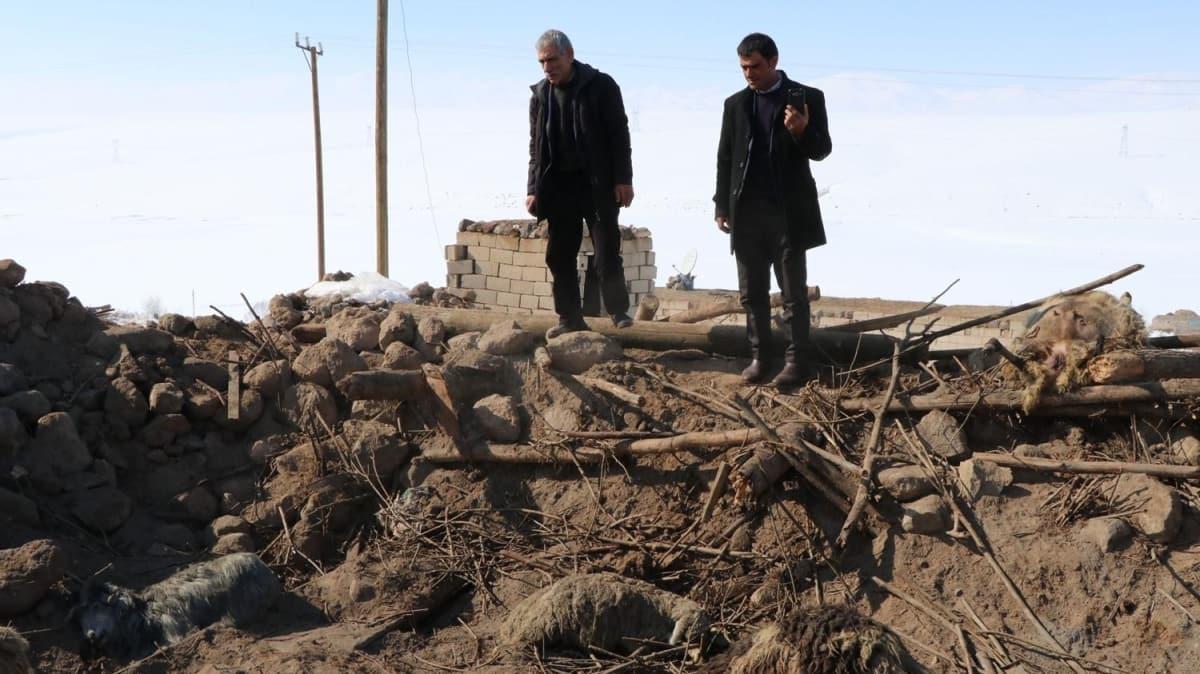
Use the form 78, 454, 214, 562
737, 33, 778, 60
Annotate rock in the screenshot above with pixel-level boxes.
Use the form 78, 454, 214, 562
12, 284, 55, 326
441, 349, 513, 408
149, 381, 185, 415
0, 295, 19, 336
244, 359, 292, 396
1170, 429, 1200, 466
204, 432, 249, 473
183, 357, 230, 388
1081, 517, 1133, 552
145, 454, 207, 505
154, 522, 196, 550
104, 325, 174, 354
542, 403, 580, 433
106, 377, 150, 428
250, 436, 288, 464
212, 533, 256, 555
292, 338, 367, 389
0, 390, 51, 424
193, 315, 243, 338
70, 486, 132, 532
85, 330, 120, 359
417, 317, 445, 348
0, 539, 64, 618
877, 464, 936, 502
900, 495, 948, 534
183, 381, 222, 421
158, 313, 194, 335
0, 408, 26, 454
215, 473, 257, 515
140, 413, 191, 448
381, 341, 425, 370
327, 307, 382, 352
914, 410, 968, 460
215, 388, 265, 431
0, 487, 39, 526
0, 259, 26, 288
282, 383, 338, 433
340, 420, 411, 480
174, 485, 219, 522
957, 458, 1012, 500
1114, 473, 1183, 544
478, 321, 538, 356
546, 331, 622, 374
29, 411, 92, 476
208, 515, 253, 542
0, 364, 26, 396
378, 308, 415, 350
473, 394, 521, 442
446, 331, 481, 352
268, 294, 303, 330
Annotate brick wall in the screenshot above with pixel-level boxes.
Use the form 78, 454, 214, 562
445, 223, 656, 314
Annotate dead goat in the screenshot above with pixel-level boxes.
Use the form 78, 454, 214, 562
501, 573, 710, 654
0, 627, 34, 674
75, 552, 281, 659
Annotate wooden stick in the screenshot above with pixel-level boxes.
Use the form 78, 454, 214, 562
1088, 348, 1200, 384
840, 378, 1200, 413
836, 342, 901, 550
618, 429, 761, 454
665, 288, 820, 324
576, 376, 645, 407
972, 452, 1200, 480
701, 462, 732, 522
835, 305, 944, 334
915, 264, 1143, 348
337, 369, 430, 401
634, 294, 659, 321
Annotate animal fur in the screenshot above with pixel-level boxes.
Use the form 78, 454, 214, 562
501, 573, 710, 654
1007, 291, 1146, 411
702, 605, 919, 674
0, 627, 34, 674
76, 552, 281, 659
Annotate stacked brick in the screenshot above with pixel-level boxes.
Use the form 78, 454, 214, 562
445, 219, 656, 314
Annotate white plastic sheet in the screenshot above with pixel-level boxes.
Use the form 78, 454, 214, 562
303, 272, 411, 305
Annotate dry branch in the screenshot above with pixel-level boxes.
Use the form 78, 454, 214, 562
840, 378, 1200, 413
972, 452, 1200, 480
1087, 348, 1200, 384
576, 376, 645, 407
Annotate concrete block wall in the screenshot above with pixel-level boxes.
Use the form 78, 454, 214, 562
445, 223, 656, 314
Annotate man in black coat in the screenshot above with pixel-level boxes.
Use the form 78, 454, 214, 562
714, 33, 832, 386
527, 30, 635, 339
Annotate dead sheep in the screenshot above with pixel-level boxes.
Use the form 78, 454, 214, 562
0, 627, 34, 674
1006, 290, 1145, 410
75, 552, 281, 659
501, 573, 710, 654
701, 605, 920, 674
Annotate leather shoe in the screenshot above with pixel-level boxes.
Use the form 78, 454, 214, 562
612, 312, 634, 329
741, 359, 770, 384
771, 361, 816, 388
546, 317, 589, 340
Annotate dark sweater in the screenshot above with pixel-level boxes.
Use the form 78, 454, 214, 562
742, 86, 785, 204
550, 72, 584, 173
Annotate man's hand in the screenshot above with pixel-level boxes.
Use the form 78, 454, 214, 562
525, 195, 537, 217
715, 215, 731, 233
783, 103, 809, 137
614, 184, 634, 208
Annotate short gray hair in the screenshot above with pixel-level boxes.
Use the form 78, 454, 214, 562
536, 29, 572, 54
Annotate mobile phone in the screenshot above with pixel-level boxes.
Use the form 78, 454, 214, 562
787, 87, 806, 111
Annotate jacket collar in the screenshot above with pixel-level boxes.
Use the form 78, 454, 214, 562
531, 61, 599, 97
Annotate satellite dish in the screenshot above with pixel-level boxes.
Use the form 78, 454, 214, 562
680, 248, 698, 276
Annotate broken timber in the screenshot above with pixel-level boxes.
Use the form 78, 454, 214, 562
1087, 348, 1200, 384
840, 378, 1200, 414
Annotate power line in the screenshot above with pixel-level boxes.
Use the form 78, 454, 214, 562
397, 0, 442, 248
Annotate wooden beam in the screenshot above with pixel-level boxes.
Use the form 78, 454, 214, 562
840, 378, 1200, 414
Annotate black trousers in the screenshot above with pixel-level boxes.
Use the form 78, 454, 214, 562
541, 172, 630, 320
732, 200, 810, 361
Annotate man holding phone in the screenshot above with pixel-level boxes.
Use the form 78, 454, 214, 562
714, 33, 832, 386
527, 29, 636, 339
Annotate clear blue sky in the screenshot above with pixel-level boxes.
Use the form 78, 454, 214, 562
3, 2, 1198, 319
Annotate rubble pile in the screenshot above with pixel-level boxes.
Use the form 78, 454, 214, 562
2, 257, 1200, 672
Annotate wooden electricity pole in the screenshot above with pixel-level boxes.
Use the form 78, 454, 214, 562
375, 0, 389, 277
295, 33, 326, 281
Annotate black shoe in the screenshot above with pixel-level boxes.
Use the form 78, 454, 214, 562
771, 361, 816, 388
611, 312, 634, 329
546, 316, 589, 340
741, 359, 770, 384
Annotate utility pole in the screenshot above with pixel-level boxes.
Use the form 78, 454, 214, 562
295, 33, 326, 281
375, 0, 389, 277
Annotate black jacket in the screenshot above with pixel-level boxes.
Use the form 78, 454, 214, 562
714, 72, 832, 250
528, 62, 633, 207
